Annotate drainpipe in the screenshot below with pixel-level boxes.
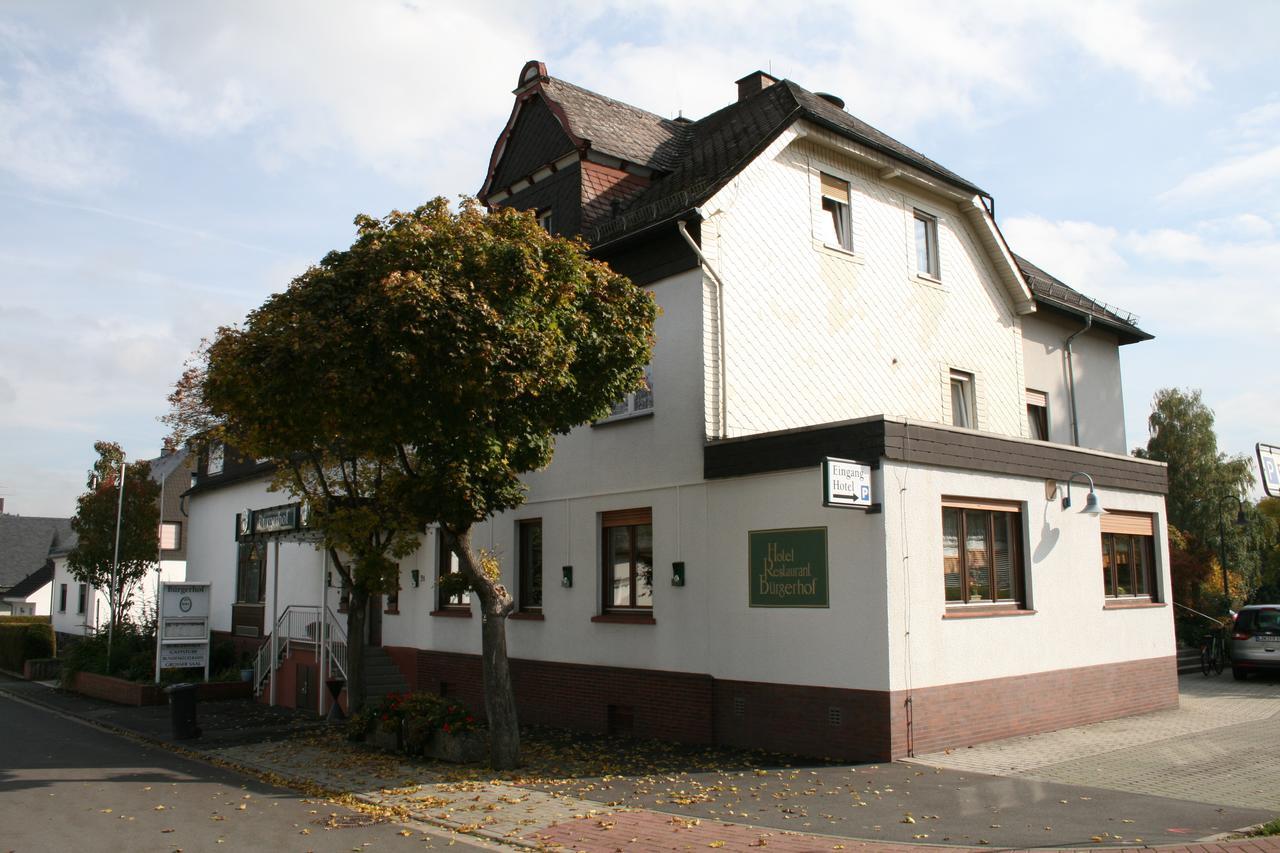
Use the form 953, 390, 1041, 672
1063, 315, 1092, 446
676, 218, 728, 439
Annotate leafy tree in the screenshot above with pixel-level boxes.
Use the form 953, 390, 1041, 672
67, 441, 161, 664
1135, 388, 1255, 609
168, 199, 656, 767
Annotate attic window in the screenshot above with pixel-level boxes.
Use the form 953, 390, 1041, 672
914, 210, 940, 279
820, 173, 853, 251
538, 209, 553, 232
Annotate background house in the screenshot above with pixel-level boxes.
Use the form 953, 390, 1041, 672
48, 448, 194, 640
0, 503, 70, 617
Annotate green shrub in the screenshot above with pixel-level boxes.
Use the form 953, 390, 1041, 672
1256, 817, 1280, 835
210, 640, 236, 673
58, 616, 157, 684
0, 621, 54, 670
0, 615, 52, 624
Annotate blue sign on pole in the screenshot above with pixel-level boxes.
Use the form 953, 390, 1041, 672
1259, 443, 1280, 497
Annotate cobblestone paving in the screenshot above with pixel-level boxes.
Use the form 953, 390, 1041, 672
209, 736, 599, 842
912, 675, 1280, 810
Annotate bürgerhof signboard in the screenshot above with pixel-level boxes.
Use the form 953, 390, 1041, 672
156, 582, 212, 680
748, 527, 829, 608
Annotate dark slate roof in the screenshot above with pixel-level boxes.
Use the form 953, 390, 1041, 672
1014, 255, 1152, 343
541, 77, 688, 172
146, 448, 190, 486
576, 77, 986, 245
4, 562, 52, 600
0, 515, 72, 591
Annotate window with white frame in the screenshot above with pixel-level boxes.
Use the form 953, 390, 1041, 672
603, 364, 654, 421
58, 583, 67, 613
76, 583, 87, 615
538, 209, 553, 231
819, 173, 853, 251
160, 521, 182, 551
914, 210, 939, 278
950, 370, 976, 429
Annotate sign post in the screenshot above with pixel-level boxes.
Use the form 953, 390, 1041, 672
155, 582, 212, 683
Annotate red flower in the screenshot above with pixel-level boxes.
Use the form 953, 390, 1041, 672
381, 713, 388, 721
465, 715, 474, 723
442, 723, 451, 733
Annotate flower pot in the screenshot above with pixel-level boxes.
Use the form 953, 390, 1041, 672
240, 668, 255, 683
371, 723, 403, 753
426, 728, 486, 763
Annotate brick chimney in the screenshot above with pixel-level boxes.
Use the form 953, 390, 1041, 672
736, 70, 778, 101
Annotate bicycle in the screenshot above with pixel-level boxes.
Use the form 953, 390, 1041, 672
1200, 628, 1227, 676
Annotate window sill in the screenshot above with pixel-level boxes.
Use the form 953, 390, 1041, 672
1103, 600, 1165, 610
384, 608, 399, 615
914, 272, 945, 291
943, 608, 1036, 620
592, 612, 656, 625
817, 242, 863, 262
592, 410, 655, 428
430, 608, 472, 618
509, 611, 545, 621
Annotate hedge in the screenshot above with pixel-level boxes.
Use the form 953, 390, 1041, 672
0, 621, 55, 670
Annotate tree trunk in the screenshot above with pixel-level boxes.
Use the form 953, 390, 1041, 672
450, 527, 520, 769
346, 588, 369, 713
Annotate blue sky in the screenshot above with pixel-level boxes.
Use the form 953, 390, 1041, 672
1, 1, 1276, 516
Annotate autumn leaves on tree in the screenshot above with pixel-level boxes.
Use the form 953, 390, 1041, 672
166, 198, 656, 768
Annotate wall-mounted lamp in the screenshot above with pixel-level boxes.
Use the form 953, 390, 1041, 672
410, 569, 421, 588
1062, 471, 1105, 516
671, 561, 686, 587
561, 565, 573, 588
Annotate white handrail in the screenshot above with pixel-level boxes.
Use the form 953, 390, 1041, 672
252, 605, 323, 695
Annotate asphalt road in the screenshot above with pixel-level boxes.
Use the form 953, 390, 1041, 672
0, 689, 494, 853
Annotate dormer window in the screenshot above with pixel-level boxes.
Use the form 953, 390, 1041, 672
820, 173, 853, 251
207, 442, 224, 475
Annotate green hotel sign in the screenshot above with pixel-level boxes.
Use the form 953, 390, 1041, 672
748, 527, 829, 608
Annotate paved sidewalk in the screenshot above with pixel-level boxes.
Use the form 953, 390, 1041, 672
913, 674, 1280, 811
4, 673, 1278, 852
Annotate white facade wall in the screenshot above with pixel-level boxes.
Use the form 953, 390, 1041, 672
1021, 312, 1128, 454
881, 451, 1172, 691
700, 125, 1027, 440
185, 477, 333, 636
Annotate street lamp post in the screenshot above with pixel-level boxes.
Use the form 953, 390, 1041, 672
1215, 494, 1248, 605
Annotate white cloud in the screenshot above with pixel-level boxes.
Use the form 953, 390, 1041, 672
1047, 0, 1208, 104
1161, 144, 1280, 204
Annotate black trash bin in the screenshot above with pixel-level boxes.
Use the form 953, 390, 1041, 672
165, 683, 201, 739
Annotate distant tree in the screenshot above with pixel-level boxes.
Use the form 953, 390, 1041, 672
1135, 388, 1255, 608
167, 199, 656, 767
67, 441, 160, 658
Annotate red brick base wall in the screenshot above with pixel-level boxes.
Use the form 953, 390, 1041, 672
385, 649, 1178, 762
895, 655, 1178, 756
714, 679, 893, 761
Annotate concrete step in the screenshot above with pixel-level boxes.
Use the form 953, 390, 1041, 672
1177, 645, 1205, 674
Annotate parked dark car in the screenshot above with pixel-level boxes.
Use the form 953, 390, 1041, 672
1231, 605, 1280, 680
